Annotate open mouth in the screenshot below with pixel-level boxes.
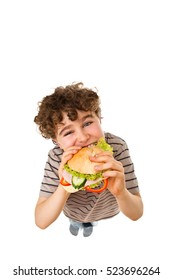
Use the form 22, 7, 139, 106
83, 142, 97, 148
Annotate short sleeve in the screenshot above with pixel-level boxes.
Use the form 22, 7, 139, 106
105, 132, 139, 194
115, 141, 139, 194
39, 147, 63, 197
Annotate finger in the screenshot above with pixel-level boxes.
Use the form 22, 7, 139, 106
94, 160, 124, 173
63, 147, 81, 159
90, 150, 112, 159
64, 146, 82, 152
89, 155, 112, 164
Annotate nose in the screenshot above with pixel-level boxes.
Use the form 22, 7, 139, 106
76, 129, 89, 145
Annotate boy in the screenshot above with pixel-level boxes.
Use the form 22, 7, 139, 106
34, 82, 143, 237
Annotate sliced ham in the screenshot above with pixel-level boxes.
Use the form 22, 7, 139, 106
62, 169, 103, 187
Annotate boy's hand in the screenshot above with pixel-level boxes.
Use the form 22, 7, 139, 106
58, 146, 81, 180
90, 151, 126, 196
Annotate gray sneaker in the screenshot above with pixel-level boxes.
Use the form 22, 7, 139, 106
83, 223, 93, 237
69, 224, 80, 236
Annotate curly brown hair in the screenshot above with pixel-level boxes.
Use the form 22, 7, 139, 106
34, 82, 101, 139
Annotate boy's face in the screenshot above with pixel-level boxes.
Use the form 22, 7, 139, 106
54, 110, 104, 151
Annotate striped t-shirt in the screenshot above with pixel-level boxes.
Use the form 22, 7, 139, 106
39, 132, 139, 222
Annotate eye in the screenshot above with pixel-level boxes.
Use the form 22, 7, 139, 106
63, 130, 73, 137
83, 121, 93, 127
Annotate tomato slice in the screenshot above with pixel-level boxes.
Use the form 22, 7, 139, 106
85, 178, 108, 193
60, 177, 71, 186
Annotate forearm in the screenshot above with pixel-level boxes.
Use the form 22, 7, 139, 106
35, 185, 70, 229
114, 189, 143, 221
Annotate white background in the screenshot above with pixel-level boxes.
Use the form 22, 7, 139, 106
0, 0, 172, 279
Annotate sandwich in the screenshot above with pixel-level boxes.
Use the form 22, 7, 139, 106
60, 138, 113, 193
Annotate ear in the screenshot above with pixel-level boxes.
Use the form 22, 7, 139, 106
52, 139, 58, 146
52, 138, 63, 149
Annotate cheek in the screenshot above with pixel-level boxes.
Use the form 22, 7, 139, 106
91, 124, 104, 137
57, 136, 76, 151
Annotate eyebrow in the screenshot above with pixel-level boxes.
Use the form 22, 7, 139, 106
58, 113, 95, 136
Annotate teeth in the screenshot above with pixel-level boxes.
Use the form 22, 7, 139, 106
88, 142, 97, 148
82, 142, 97, 148
88, 144, 95, 148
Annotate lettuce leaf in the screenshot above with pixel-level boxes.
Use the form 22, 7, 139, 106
64, 164, 102, 180
96, 137, 113, 152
